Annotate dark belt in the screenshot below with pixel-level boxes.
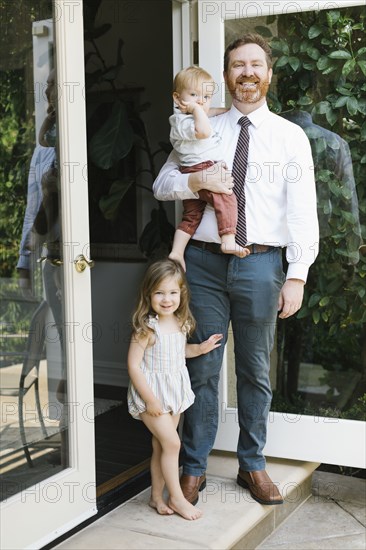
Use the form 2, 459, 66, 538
188, 239, 276, 255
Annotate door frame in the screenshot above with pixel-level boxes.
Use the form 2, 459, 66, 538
197, 0, 366, 468
0, 2, 97, 548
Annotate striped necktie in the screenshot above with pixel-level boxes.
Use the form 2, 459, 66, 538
232, 116, 251, 247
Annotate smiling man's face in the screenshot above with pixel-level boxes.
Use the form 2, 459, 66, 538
224, 42, 272, 113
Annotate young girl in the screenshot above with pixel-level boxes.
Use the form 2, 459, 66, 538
127, 259, 223, 520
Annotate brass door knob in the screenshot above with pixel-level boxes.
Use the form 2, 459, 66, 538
74, 254, 95, 273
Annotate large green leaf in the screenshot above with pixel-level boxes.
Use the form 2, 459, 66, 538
312, 310, 320, 324
254, 25, 272, 37
358, 60, 366, 77
297, 95, 313, 105
270, 38, 289, 56
322, 65, 337, 75
275, 55, 289, 68
361, 121, 366, 140
98, 178, 134, 221
326, 10, 340, 27
319, 296, 330, 307
307, 47, 321, 60
333, 96, 348, 108
325, 109, 338, 126
89, 101, 134, 170
317, 55, 331, 71
308, 25, 322, 39
316, 101, 331, 114
346, 96, 358, 116
342, 59, 356, 77
308, 293, 321, 307
328, 50, 352, 59
358, 97, 366, 115
288, 56, 300, 71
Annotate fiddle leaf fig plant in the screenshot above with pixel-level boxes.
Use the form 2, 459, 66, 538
83, 0, 174, 255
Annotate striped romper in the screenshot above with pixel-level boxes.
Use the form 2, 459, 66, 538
127, 316, 195, 419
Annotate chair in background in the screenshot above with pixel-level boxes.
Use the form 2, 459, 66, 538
0, 300, 49, 467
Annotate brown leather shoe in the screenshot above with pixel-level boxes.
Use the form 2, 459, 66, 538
180, 474, 206, 505
237, 469, 283, 505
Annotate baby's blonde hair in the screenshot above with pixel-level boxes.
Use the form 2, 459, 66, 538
173, 66, 214, 95
132, 258, 196, 338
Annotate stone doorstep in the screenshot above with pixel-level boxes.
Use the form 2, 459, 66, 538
208, 454, 317, 549
231, 475, 313, 549
55, 455, 319, 550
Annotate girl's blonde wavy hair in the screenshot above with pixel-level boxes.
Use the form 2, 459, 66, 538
132, 259, 196, 338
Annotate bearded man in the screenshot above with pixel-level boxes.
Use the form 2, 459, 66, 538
153, 33, 319, 507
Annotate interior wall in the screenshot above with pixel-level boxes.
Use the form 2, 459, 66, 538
90, 0, 174, 387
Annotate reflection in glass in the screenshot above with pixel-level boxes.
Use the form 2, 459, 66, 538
0, 1, 69, 502
225, 5, 365, 422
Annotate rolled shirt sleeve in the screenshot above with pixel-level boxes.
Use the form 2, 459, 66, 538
153, 150, 198, 201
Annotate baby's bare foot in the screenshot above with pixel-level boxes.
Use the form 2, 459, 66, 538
168, 252, 186, 271
149, 498, 174, 515
221, 243, 250, 258
221, 235, 250, 258
168, 496, 203, 520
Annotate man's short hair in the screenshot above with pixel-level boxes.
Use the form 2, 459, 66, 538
224, 33, 272, 72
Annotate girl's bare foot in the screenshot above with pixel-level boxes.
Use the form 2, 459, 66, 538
149, 498, 174, 515
168, 496, 203, 520
168, 251, 186, 271
221, 235, 250, 258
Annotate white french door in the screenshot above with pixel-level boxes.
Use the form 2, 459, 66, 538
0, 2, 96, 548
197, 0, 366, 468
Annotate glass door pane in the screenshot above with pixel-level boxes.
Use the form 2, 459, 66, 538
0, 0, 69, 504
1, 1, 96, 548
225, 1, 365, 425
198, 0, 365, 467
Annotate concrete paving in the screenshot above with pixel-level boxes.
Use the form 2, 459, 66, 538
258, 470, 366, 550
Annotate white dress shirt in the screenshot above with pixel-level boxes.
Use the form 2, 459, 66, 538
154, 103, 319, 282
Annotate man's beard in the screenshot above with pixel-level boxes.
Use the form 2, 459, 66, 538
230, 78, 270, 104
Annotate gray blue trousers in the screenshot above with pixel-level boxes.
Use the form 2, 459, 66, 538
182, 244, 284, 475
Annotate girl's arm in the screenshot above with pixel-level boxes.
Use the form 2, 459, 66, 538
127, 333, 163, 416
185, 333, 223, 358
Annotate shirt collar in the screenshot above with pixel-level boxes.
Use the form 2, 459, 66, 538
228, 102, 270, 129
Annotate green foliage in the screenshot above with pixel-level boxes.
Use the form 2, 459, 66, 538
0, 70, 35, 278
263, 5, 366, 336
271, 390, 366, 421
0, 0, 52, 279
